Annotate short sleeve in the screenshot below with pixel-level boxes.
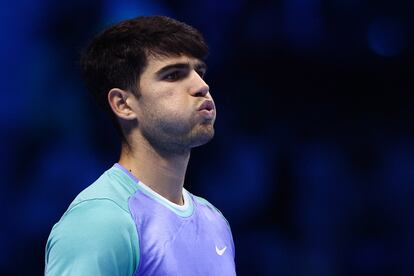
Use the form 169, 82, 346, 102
45, 199, 139, 276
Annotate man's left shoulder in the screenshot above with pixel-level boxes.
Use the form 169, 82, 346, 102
191, 194, 231, 227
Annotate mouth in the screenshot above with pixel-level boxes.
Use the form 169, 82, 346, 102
197, 100, 215, 120
198, 100, 215, 112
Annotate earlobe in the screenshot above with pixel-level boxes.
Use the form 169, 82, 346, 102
107, 88, 137, 120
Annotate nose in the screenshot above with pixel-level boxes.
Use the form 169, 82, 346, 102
189, 70, 209, 97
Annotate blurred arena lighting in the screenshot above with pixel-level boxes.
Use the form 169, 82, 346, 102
101, 0, 169, 25
246, 4, 281, 46
282, 0, 324, 52
367, 17, 407, 57
198, 138, 273, 223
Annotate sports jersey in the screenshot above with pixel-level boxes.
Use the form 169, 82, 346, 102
45, 164, 236, 275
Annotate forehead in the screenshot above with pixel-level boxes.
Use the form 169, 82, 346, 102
144, 55, 204, 75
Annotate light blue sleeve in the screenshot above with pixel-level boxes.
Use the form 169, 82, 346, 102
45, 199, 139, 276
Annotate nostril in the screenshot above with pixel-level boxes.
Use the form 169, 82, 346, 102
193, 84, 209, 97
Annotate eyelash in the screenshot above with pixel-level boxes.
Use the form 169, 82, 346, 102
163, 69, 206, 81
197, 70, 206, 78
164, 71, 182, 81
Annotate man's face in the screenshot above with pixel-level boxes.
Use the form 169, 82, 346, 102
131, 54, 216, 154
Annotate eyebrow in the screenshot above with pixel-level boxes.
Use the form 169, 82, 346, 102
155, 61, 207, 76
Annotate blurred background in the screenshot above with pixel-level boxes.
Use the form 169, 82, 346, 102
1, 0, 414, 275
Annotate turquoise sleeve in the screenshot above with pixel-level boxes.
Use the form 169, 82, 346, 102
45, 199, 139, 276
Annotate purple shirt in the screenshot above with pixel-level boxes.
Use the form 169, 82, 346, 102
46, 164, 236, 275
129, 185, 236, 275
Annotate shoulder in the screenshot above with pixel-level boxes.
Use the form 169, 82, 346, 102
52, 198, 136, 239
191, 194, 236, 257
192, 194, 231, 228
192, 194, 221, 213
46, 199, 139, 276
70, 165, 138, 212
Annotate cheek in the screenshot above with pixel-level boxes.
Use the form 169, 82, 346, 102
141, 97, 191, 126
141, 83, 193, 120
159, 92, 191, 114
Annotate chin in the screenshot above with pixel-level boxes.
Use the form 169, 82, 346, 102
190, 125, 215, 148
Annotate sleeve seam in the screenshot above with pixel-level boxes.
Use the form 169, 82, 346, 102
64, 198, 131, 217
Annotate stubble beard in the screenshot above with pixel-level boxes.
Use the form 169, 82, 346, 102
140, 111, 215, 156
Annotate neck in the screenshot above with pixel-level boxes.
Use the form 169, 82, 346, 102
118, 136, 190, 205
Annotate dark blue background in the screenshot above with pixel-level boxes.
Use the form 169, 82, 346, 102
2, 0, 414, 275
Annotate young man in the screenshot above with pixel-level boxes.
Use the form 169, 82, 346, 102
45, 16, 236, 275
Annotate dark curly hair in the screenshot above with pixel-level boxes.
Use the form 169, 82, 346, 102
80, 15, 209, 142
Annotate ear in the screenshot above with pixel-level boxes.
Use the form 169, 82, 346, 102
107, 88, 137, 120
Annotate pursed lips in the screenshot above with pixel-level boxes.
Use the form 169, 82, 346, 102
197, 100, 215, 111
197, 100, 215, 120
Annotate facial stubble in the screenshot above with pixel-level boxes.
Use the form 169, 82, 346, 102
140, 106, 215, 156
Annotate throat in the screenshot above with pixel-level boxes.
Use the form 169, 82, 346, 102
118, 142, 190, 205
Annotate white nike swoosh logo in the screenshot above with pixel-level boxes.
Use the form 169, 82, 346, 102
215, 245, 227, 256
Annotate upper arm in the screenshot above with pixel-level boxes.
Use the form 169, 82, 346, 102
45, 199, 139, 276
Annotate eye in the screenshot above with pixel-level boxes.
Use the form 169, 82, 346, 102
164, 71, 183, 81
